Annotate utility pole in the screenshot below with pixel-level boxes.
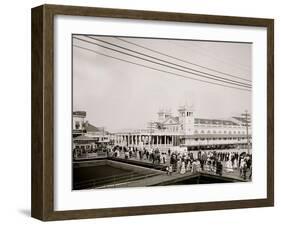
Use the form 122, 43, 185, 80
149, 121, 153, 148
242, 110, 250, 155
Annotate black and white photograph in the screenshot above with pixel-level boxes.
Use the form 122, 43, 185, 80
72, 35, 252, 190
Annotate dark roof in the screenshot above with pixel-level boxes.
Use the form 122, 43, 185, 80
73, 111, 86, 117
85, 123, 111, 134
85, 123, 100, 133
232, 116, 251, 124
195, 118, 239, 126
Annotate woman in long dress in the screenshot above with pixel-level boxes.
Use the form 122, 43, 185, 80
186, 159, 191, 172
191, 160, 197, 173
196, 159, 202, 172
180, 161, 186, 174
226, 159, 234, 172
177, 159, 181, 173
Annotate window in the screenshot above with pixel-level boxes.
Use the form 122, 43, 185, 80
75, 121, 80, 129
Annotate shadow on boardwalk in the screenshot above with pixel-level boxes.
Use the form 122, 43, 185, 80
99, 155, 249, 188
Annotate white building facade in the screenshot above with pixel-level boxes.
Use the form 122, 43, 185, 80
114, 105, 251, 151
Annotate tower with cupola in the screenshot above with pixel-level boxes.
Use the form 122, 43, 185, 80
178, 104, 194, 135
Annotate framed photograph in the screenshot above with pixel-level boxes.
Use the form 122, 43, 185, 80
31, 4, 274, 221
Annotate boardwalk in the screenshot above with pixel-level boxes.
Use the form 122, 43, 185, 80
109, 151, 251, 181
105, 156, 249, 188
74, 150, 251, 189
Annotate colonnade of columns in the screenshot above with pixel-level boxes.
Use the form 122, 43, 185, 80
115, 134, 179, 147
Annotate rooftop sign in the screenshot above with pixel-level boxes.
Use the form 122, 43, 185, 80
73, 111, 86, 117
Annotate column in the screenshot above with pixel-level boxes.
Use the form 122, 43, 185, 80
156, 136, 159, 146
169, 136, 171, 145
133, 135, 135, 146
138, 135, 141, 145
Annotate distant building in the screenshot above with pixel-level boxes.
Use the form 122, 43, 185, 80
114, 105, 251, 151
72, 111, 114, 152
73, 111, 87, 138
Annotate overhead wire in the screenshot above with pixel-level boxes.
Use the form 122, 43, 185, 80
85, 36, 251, 87
115, 37, 252, 82
73, 36, 251, 89
73, 44, 251, 92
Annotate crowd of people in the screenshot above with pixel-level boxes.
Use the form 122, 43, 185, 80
110, 146, 252, 180
110, 146, 165, 164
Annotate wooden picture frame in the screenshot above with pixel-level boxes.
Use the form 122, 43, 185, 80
31, 4, 274, 221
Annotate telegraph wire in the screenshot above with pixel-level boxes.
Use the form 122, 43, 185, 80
73, 44, 251, 92
189, 42, 251, 72
73, 37, 251, 89
85, 36, 251, 87
115, 37, 252, 83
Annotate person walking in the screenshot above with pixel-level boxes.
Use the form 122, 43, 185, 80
216, 160, 223, 176
180, 161, 186, 174
168, 165, 173, 176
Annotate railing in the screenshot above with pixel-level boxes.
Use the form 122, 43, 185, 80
73, 171, 160, 189
97, 172, 160, 189
73, 150, 251, 189
74, 151, 108, 160
110, 154, 250, 181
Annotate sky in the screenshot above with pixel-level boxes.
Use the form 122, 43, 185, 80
72, 35, 252, 132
